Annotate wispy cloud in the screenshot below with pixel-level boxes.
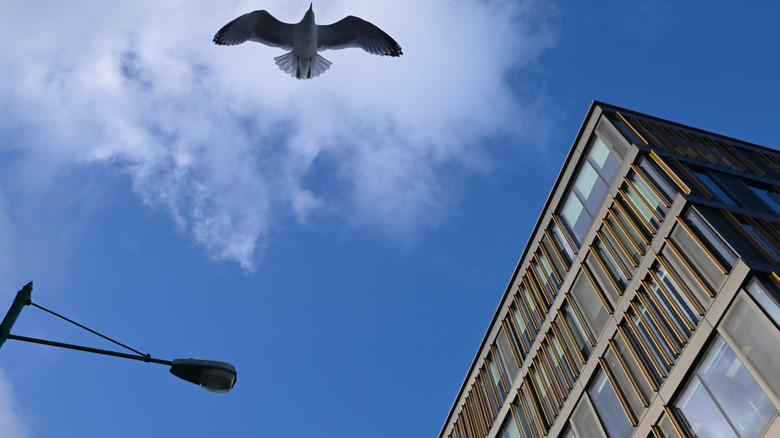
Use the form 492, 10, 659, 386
0, 368, 31, 438
0, 0, 557, 270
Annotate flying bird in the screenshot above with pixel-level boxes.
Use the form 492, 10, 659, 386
213, 3, 402, 80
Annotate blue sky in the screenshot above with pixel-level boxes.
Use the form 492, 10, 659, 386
0, 1, 779, 437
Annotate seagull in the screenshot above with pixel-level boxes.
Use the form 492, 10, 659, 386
213, 3, 402, 80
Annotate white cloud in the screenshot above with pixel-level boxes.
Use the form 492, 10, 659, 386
0, 368, 32, 438
0, 0, 557, 270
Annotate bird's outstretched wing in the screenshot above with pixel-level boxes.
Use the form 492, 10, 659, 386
317, 16, 402, 56
213, 10, 295, 50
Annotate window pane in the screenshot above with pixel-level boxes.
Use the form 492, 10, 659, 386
697, 337, 775, 438
604, 347, 646, 416
748, 185, 780, 217
572, 396, 607, 438
570, 273, 610, 340
590, 136, 621, 179
637, 157, 677, 203
588, 369, 634, 438
693, 170, 739, 207
677, 376, 737, 438
497, 328, 520, 381
498, 411, 521, 438
686, 208, 737, 268
562, 192, 592, 246
746, 278, 780, 325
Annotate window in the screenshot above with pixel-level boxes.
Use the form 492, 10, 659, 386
684, 208, 737, 270
721, 290, 780, 404
674, 336, 776, 438
487, 352, 508, 402
747, 184, 780, 217
569, 272, 610, 341
692, 169, 739, 207
497, 409, 521, 438
591, 238, 630, 295
636, 157, 677, 205
588, 368, 635, 438
602, 346, 647, 419
571, 394, 607, 438
496, 327, 520, 381
560, 136, 622, 246
550, 222, 577, 264
746, 278, 780, 325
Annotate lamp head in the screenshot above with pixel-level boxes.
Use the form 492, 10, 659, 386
170, 358, 237, 393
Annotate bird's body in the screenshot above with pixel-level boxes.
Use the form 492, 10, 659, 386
213, 3, 402, 79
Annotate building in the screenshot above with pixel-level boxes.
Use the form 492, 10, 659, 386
439, 102, 780, 438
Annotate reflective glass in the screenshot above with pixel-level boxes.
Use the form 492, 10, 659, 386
561, 303, 592, 356
638, 157, 677, 203
571, 272, 610, 337
744, 223, 780, 260
498, 410, 521, 438
693, 170, 739, 207
677, 376, 738, 438
748, 185, 780, 216
698, 337, 775, 438
588, 369, 634, 438
686, 208, 737, 267
562, 193, 592, 246
496, 328, 520, 381
746, 278, 780, 325
590, 136, 621, 178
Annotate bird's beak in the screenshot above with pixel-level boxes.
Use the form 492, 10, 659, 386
309, 3, 313, 11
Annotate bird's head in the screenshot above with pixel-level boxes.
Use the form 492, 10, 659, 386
303, 3, 314, 20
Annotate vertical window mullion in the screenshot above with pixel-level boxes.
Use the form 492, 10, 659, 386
538, 345, 567, 406
663, 238, 717, 298
551, 317, 582, 375
519, 282, 543, 330
623, 314, 669, 379
602, 218, 639, 267
544, 229, 571, 271
629, 301, 677, 364
539, 244, 564, 284
630, 163, 671, 207
638, 285, 687, 345
653, 258, 705, 317
615, 324, 661, 391
607, 339, 650, 408
632, 297, 682, 354
648, 151, 692, 195
625, 177, 664, 222
563, 294, 597, 346
500, 319, 524, 367
513, 293, 537, 343
612, 202, 652, 245
674, 216, 729, 274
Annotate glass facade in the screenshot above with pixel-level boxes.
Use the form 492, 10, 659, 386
675, 336, 775, 438
440, 104, 780, 438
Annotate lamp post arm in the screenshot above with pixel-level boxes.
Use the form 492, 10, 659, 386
6, 334, 172, 366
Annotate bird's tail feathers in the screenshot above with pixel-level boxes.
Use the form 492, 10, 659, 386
274, 52, 332, 79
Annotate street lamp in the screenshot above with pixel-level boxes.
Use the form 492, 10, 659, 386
0, 282, 237, 393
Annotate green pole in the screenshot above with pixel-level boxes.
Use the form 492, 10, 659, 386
0, 282, 32, 350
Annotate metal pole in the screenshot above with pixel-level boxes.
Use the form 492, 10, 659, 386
5, 334, 172, 366
0, 282, 32, 350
